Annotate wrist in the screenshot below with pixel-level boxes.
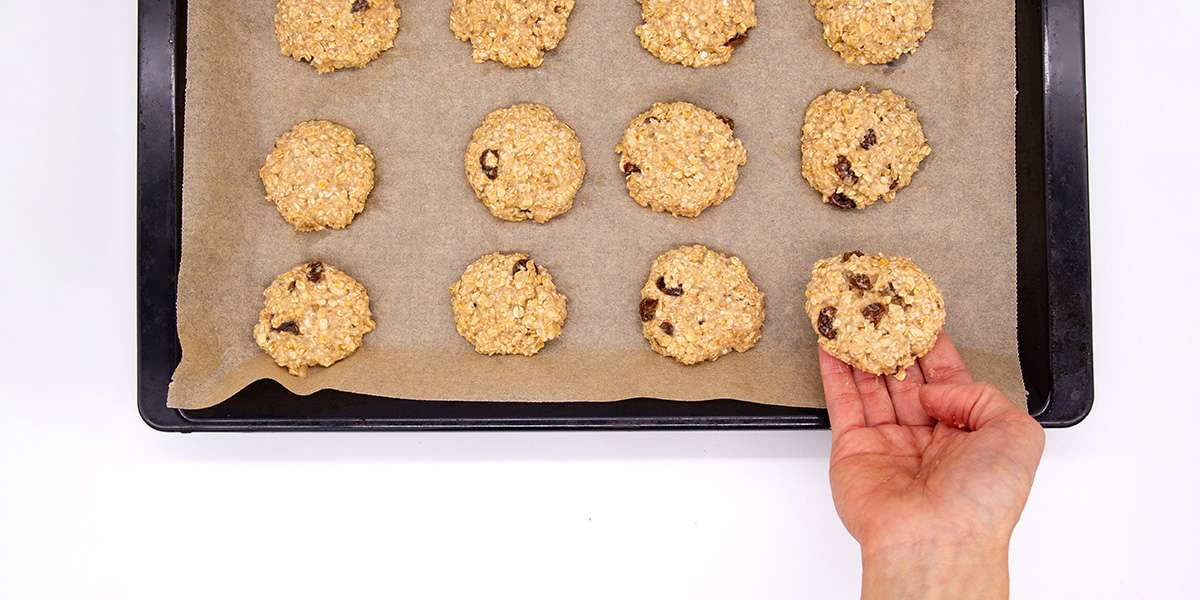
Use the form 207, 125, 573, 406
861, 539, 1009, 600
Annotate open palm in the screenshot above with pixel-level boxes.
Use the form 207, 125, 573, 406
820, 334, 1045, 557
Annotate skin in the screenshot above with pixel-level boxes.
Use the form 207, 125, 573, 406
820, 334, 1046, 600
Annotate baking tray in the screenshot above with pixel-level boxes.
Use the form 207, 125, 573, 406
137, 0, 1092, 431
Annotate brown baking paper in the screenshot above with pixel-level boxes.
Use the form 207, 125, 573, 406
169, 0, 1023, 410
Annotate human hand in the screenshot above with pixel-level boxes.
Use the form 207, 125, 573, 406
820, 334, 1045, 600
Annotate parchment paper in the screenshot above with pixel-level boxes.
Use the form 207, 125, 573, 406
169, 0, 1022, 410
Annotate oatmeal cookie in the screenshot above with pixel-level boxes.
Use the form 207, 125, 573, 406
274, 0, 402, 73
635, 0, 757, 68
615, 102, 747, 218
450, 252, 568, 355
450, 0, 575, 68
804, 251, 945, 378
464, 103, 586, 223
253, 260, 376, 377
259, 120, 376, 231
801, 88, 930, 210
639, 245, 765, 365
810, 0, 934, 65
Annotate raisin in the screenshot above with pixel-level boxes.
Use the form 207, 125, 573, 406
660, 321, 675, 336
513, 258, 529, 275
829, 193, 856, 209
834, 155, 858, 183
622, 162, 641, 176
862, 303, 887, 327
272, 320, 301, 335
846, 272, 872, 291
351, 0, 369, 12
817, 307, 838, 340
716, 114, 736, 130
288, 280, 296, 292
861, 129, 877, 150
656, 276, 683, 296
480, 149, 500, 180
639, 297, 658, 322
306, 261, 324, 283
841, 250, 864, 262
885, 283, 910, 310
726, 32, 748, 48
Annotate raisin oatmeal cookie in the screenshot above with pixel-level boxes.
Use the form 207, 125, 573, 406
801, 87, 930, 210
810, 0, 934, 65
635, 0, 757, 68
640, 245, 765, 365
464, 103, 586, 223
254, 260, 376, 377
450, 0, 575, 68
450, 252, 568, 355
274, 0, 402, 73
804, 251, 944, 378
615, 102, 747, 218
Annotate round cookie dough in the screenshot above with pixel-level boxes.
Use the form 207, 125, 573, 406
635, 0, 757, 68
260, 120, 376, 231
450, 252, 568, 356
801, 88, 930, 210
464, 104, 586, 223
253, 260, 376, 377
615, 102, 747, 218
810, 0, 935, 65
274, 0, 402, 73
804, 251, 945, 379
639, 245, 765, 365
450, 0, 575, 68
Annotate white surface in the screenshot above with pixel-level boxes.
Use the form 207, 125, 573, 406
1, 1, 1197, 598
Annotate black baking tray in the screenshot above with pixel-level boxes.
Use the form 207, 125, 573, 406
137, 0, 1092, 431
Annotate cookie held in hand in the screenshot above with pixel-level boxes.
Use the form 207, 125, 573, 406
804, 251, 945, 378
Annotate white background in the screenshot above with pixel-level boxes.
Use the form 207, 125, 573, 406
1, 1, 1197, 598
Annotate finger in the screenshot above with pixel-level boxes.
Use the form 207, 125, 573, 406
921, 383, 1047, 483
852, 368, 896, 426
819, 347, 864, 436
918, 333, 974, 385
885, 363, 935, 427
918, 382, 1022, 431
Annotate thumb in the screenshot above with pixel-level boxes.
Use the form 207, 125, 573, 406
919, 382, 1021, 431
